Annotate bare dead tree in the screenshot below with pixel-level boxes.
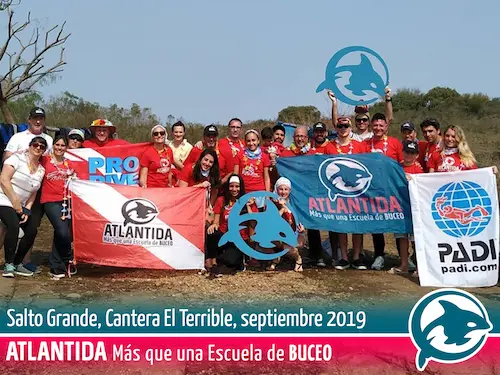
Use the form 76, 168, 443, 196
0, 2, 70, 124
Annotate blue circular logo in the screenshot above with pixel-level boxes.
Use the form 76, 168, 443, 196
219, 191, 300, 261
409, 288, 492, 371
431, 181, 492, 238
316, 46, 390, 106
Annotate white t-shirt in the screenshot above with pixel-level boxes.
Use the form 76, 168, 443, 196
0, 153, 45, 208
351, 131, 374, 142
4, 130, 53, 155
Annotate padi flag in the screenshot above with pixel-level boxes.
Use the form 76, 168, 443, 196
64, 143, 150, 185
409, 168, 499, 287
70, 179, 205, 270
277, 154, 412, 233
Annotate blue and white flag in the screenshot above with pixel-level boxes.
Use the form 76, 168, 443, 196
276, 154, 413, 234
409, 168, 499, 287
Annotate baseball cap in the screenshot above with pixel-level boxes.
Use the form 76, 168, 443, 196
313, 122, 327, 132
402, 140, 419, 154
68, 129, 85, 140
400, 121, 415, 132
29, 107, 45, 118
203, 124, 218, 137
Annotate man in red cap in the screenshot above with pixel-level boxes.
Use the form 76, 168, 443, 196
83, 119, 129, 149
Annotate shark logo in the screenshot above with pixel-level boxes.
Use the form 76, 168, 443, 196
121, 198, 159, 226
221, 191, 298, 260
409, 288, 492, 371
316, 46, 390, 106
318, 157, 373, 201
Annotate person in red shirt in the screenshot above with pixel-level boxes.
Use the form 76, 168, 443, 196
330, 117, 365, 155
329, 117, 366, 270
217, 118, 245, 177
184, 125, 226, 176
310, 122, 336, 154
428, 125, 477, 172
281, 126, 311, 157
234, 129, 271, 201
388, 140, 423, 275
41, 135, 76, 279
206, 174, 257, 276
139, 125, 174, 188
266, 177, 305, 272
272, 123, 286, 149
418, 118, 442, 172
363, 113, 402, 271
82, 119, 129, 149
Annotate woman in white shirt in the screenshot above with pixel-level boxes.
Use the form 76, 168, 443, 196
0, 136, 46, 278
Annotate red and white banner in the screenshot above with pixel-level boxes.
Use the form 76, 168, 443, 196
65, 143, 151, 185
70, 179, 206, 270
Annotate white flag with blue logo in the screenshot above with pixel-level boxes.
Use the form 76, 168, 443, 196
409, 168, 499, 287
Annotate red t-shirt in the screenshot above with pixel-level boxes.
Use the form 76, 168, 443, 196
418, 141, 441, 172
40, 156, 75, 204
236, 151, 271, 192
310, 141, 336, 155
401, 161, 424, 174
82, 138, 129, 149
281, 146, 313, 158
213, 196, 258, 239
178, 165, 209, 187
329, 139, 365, 155
427, 151, 477, 172
364, 136, 402, 162
184, 146, 226, 175
218, 137, 244, 175
140, 145, 174, 188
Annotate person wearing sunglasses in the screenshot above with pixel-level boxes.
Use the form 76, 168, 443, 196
83, 119, 129, 149
40, 135, 76, 279
3, 107, 53, 162
67, 129, 85, 149
139, 125, 174, 188
0, 137, 46, 278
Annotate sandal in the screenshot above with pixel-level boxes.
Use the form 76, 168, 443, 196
387, 267, 408, 275
266, 263, 277, 271
294, 262, 303, 272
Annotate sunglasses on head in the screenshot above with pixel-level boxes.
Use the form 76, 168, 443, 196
336, 123, 351, 129
31, 143, 46, 150
153, 131, 166, 136
356, 118, 369, 123
68, 135, 83, 142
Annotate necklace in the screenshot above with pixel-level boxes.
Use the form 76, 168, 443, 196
335, 139, 353, 155
227, 137, 244, 157
25, 152, 39, 175
371, 135, 388, 154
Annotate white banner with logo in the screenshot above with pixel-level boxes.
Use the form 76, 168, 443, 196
409, 168, 499, 287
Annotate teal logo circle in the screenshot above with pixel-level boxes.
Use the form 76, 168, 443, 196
409, 288, 492, 371
316, 46, 389, 106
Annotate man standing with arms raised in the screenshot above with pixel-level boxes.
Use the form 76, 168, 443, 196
363, 113, 402, 270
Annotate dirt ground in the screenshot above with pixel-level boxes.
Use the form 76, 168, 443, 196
1, 219, 500, 375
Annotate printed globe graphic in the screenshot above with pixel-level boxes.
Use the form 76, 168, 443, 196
431, 181, 492, 238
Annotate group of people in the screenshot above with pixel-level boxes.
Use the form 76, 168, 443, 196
0, 89, 495, 279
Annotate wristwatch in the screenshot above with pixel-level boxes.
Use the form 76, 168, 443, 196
385, 97, 392, 102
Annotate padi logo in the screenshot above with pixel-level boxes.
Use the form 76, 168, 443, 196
316, 46, 389, 106
221, 191, 297, 261
318, 157, 372, 201
409, 288, 492, 371
432, 181, 492, 239
122, 199, 159, 226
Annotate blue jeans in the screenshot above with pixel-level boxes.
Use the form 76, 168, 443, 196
44, 202, 73, 272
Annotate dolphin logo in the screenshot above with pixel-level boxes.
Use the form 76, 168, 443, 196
219, 191, 297, 261
328, 163, 372, 188
318, 157, 373, 201
409, 288, 493, 372
121, 199, 159, 226
316, 46, 389, 106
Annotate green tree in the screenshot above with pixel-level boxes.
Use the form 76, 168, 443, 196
277, 106, 320, 125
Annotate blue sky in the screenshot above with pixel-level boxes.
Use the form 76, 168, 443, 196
5, 0, 500, 124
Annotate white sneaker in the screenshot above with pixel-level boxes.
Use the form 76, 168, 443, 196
18, 228, 24, 239
316, 258, 326, 267
371, 256, 385, 270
